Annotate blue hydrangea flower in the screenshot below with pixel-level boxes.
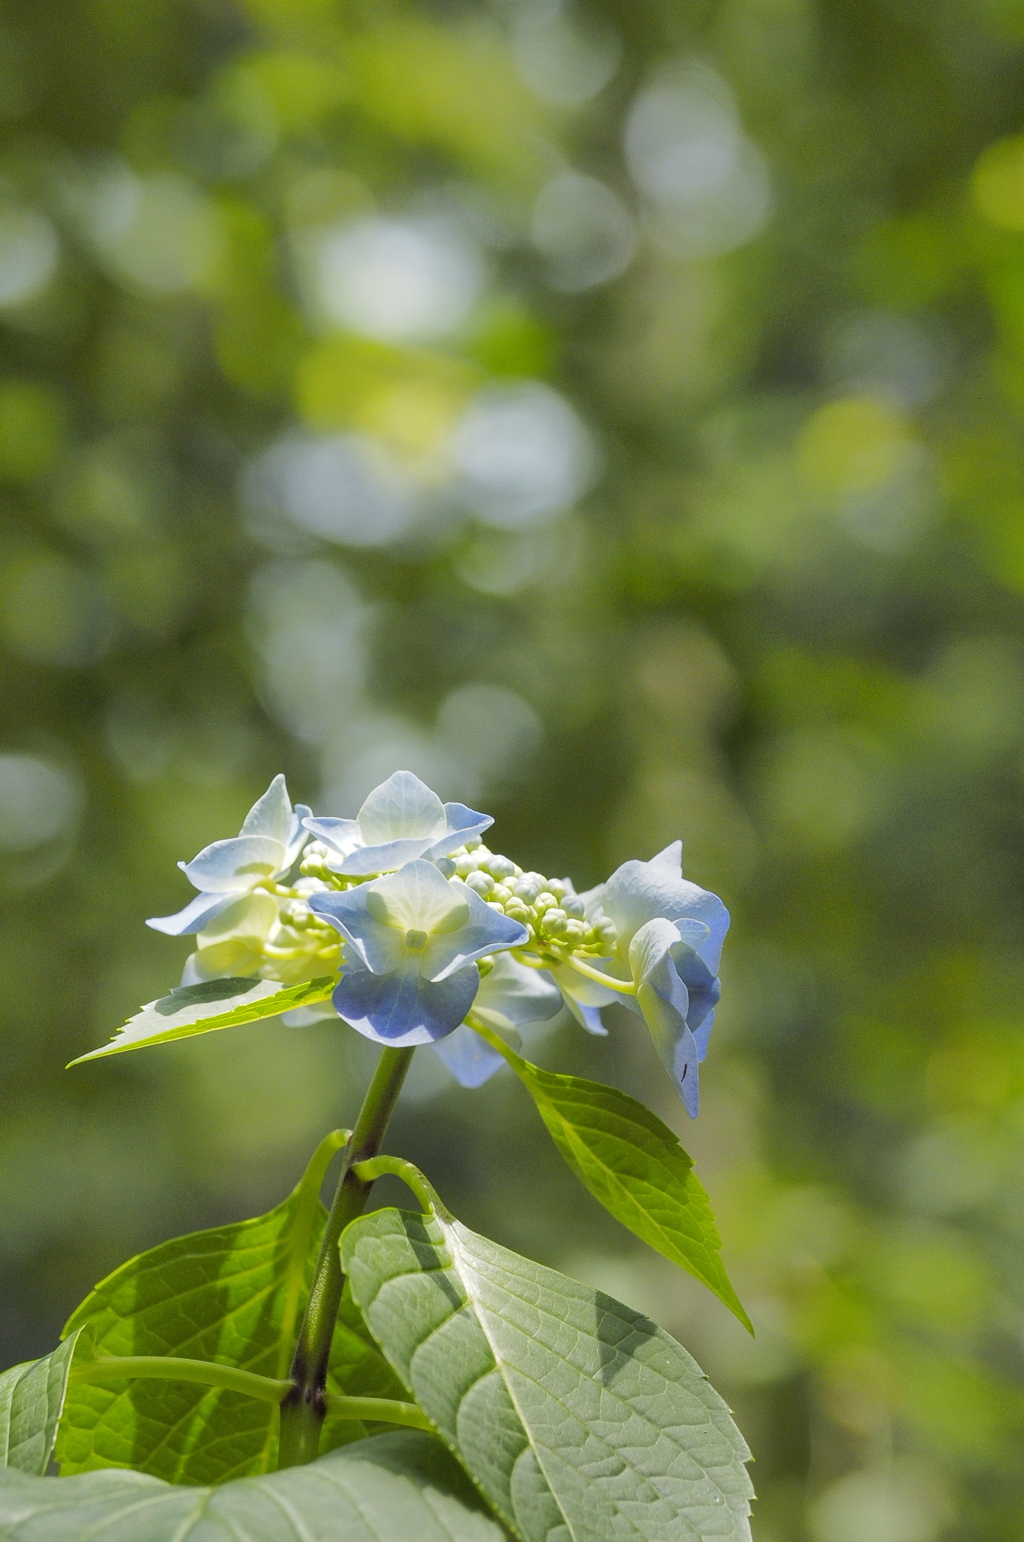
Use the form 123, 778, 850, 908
309, 859, 527, 1047
303, 770, 492, 877
431, 952, 563, 1087
147, 775, 311, 937
555, 842, 729, 1115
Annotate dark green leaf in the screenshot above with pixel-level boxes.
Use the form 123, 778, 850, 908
57, 1131, 405, 1484
0, 1332, 81, 1474
342, 1184, 754, 1542
0, 1430, 505, 1540
69, 975, 337, 1063
482, 1035, 752, 1332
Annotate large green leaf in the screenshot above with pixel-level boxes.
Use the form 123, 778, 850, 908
56, 1131, 405, 1484
474, 1028, 751, 1332
0, 1430, 504, 1540
0, 1332, 81, 1474
342, 1180, 754, 1542
69, 975, 337, 1064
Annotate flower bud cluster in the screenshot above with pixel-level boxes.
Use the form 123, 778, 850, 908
444, 843, 616, 959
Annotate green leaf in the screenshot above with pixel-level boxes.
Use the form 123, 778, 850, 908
474, 1029, 752, 1332
68, 974, 337, 1064
342, 1180, 754, 1542
56, 1130, 405, 1484
0, 1331, 82, 1474
0, 1430, 505, 1540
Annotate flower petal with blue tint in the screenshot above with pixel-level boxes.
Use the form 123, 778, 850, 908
629, 917, 710, 1116
432, 1024, 507, 1087
547, 960, 616, 1036
303, 772, 494, 876
335, 835, 448, 876
422, 801, 494, 859
602, 840, 730, 972
357, 769, 447, 844
146, 890, 238, 936
310, 861, 526, 982
302, 815, 360, 855
179, 834, 285, 893
240, 772, 293, 845
471, 952, 562, 1033
332, 959, 481, 1046
307, 889, 407, 975
283, 803, 312, 869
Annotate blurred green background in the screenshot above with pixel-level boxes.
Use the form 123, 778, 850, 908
4, 0, 1024, 1535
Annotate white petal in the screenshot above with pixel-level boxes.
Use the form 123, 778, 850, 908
240, 773, 293, 844
357, 769, 447, 844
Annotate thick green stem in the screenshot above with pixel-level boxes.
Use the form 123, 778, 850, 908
73, 1357, 291, 1403
72, 1356, 430, 1431
277, 1045, 414, 1469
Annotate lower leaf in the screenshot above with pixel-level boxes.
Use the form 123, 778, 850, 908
0, 1429, 504, 1540
68, 974, 337, 1063
55, 1130, 405, 1484
0, 1331, 81, 1474
471, 1026, 752, 1332
342, 1178, 754, 1542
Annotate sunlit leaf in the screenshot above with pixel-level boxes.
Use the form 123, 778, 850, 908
483, 1034, 752, 1331
57, 1131, 404, 1484
342, 1182, 754, 1542
69, 974, 337, 1064
0, 1430, 504, 1540
0, 1332, 81, 1474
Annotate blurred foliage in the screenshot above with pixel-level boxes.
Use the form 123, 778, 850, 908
3, 0, 1024, 1537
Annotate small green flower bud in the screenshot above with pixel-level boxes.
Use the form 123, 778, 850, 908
454, 853, 476, 878
563, 919, 587, 945
535, 892, 558, 913
504, 899, 531, 923
542, 908, 568, 936
486, 854, 518, 880
465, 871, 494, 897
514, 878, 541, 902
547, 879, 566, 900
491, 884, 513, 905
434, 857, 456, 878
563, 897, 586, 920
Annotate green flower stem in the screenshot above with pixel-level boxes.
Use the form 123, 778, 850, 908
561, 953, 637, 993
73, 1356, 431, 1431
324, 1394, 433, 1432
277, 1044, 415, 1470
73, 1356, 291, 1403
352, 1155, 437, 1214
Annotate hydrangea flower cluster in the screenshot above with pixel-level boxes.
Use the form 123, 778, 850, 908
149, 770, 729, 1114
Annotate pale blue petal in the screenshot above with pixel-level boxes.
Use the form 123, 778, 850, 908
423, 802, 494, 859
240, 773, 292, 844
362, 859, 472, 933
336, 836, 436, 875
180, 834, 285, 892
669, 935, 720, 1044
303, 816, 361, 860
146, 891, 237, 935
632, 920, 705, 1116
431, 1024, 506, 1087
472, 953, 561, 1031
357, 770, 446, 844
332, 959, 480, 1046
692, 1009, 716, 1062
284, 804, 312, 869
422, 886, 527, 980
308, 889, 406, 974
547, 961, 615, 1036
603, 842, 730, 971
